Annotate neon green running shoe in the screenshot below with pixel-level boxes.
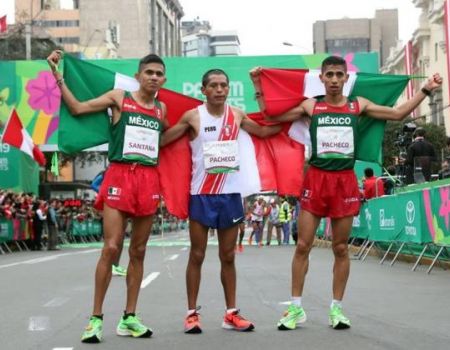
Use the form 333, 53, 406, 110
277, 304, 307, 330
112, 265, 127, 276
116, 314, 153, 338
329, 304, 351, 329
81, 316, 103, 343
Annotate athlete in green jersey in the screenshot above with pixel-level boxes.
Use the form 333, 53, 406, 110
48, 50, 169, 343
251, 56, 442, 330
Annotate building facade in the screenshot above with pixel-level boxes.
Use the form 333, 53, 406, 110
15, 0, 184, 58
382, 0, 449, 134
16, 0, 80, 53
181, 19, 240, 57
313, 9, 398, 66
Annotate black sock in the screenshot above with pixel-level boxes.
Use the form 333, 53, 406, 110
92, 314, 103, 320
123, 312, 135, 319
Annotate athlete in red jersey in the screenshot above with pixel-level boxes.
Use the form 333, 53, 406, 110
48, 50, 169, 343
251, 56, 442, 330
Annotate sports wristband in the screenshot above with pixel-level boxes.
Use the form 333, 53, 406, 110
421, 87, 432, 96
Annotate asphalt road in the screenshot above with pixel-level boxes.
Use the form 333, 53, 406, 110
0, 229, 449, 350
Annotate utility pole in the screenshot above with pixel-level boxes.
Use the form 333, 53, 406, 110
26, 0, 34, 60
25, 21, 31, 59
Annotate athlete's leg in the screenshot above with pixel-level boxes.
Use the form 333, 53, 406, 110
217, 224, 240, 308
330, 216, 353, 300
291, 210, 321, 297
124, 214, 154, 313
249, 221, 257, 244
238, 222, 245, 245
282, 222, 290, 244
92, 204, 127, 315
276, 226, 282, 245
266, 222, 274, 245
113, 220, 127, 267
186, 220, 209, 309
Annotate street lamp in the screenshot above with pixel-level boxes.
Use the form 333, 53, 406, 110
282, 41, 310, 54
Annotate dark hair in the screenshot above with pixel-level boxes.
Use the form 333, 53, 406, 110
364, 167, 374, 178
414, 127, 426, 138
321, 56, 347, 72
201, 69, 229, 87
446, 137, 450, 146
139, 54, 165, 72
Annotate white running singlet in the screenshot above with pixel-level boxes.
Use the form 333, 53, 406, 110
190, 104, 243, 195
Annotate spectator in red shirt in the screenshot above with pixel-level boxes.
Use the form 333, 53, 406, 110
363, 167, 384, 200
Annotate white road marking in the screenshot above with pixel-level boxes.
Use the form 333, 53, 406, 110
180, 247, 188, 251
279, 301, 291, 305
167, 254, 179, 261
24, 256, 59, 264
28, 316, 50, 331
0, 249, 99, 270
44, 297, 70, 307
140, 272, 160, 289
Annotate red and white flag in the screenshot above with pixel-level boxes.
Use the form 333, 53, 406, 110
1, 108, 46, 166
0, 15, 7, 33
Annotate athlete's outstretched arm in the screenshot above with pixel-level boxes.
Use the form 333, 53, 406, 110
241, 114, 282, 138
360, 73, 443, 121
47, 50, 120, 116
160, 110, 193, 146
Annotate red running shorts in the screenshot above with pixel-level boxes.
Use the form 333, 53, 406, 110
94, 162, 160, 217
300, 166, 361, 219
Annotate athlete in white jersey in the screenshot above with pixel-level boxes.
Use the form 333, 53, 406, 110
162, 69, 281, 334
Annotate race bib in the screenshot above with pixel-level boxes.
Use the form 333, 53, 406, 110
123, 125, 159, 164
317, 126, 354, 159
203, 140, 239, 173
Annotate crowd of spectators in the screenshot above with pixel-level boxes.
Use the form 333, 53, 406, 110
0, 189, 101, 250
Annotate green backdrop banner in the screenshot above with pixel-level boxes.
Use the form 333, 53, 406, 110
0, 218, 13, 244
0, 53, 379, 146
350, 183, 450, 245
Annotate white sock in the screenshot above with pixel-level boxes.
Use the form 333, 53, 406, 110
187, 309, 197, 316
226, 308, 238, 314
331, 299, 342, 308
291, 297, 302, 307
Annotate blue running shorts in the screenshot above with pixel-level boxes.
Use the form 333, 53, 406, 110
189, 194, 244, 229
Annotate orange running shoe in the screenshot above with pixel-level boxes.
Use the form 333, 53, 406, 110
184, 310, 202, 334
238, 244, 244, 252
222, 310, 254, 331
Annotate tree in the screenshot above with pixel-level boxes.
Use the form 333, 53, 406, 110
383, 119, 447, 169
0, 23, 60, 60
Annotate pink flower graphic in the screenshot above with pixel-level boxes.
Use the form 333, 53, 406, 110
331, 52, 359, 72
439, 187, 450, 230
26, 71, 61, 115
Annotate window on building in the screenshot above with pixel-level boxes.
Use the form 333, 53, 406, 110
56, 37, 80, 44
211, 36, 238, 43
325, 38, 369, 54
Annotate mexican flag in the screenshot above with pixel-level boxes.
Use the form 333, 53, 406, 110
59, 56, 304, 218
258, 68, 410, 163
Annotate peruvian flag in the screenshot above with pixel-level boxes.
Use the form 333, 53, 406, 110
1, 108, 46, 166
0, 15, 7, 33
156, 92, 304, 219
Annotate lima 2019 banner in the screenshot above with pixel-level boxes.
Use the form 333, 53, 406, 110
0, 52, 380, 146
